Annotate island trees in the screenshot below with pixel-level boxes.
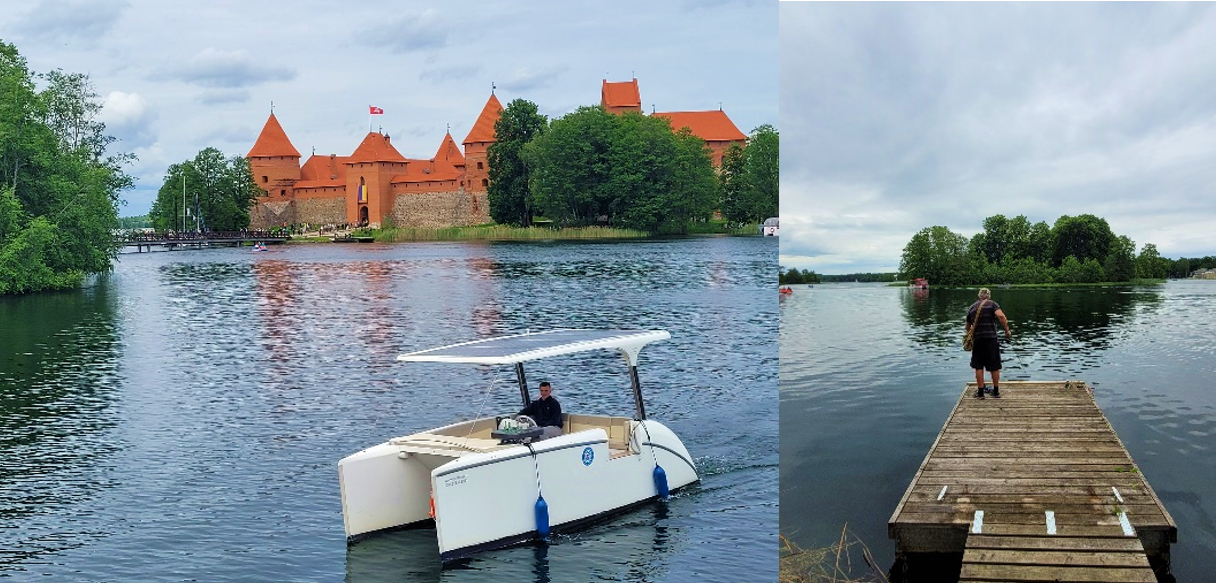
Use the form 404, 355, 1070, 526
900, 214, 1164, 285
523, 107, 717, 233
0, 42, 133, 295
899, 226, 973, 286
720, 124, 779, 225
149, 148, 258, 232
487, 99, 547, 227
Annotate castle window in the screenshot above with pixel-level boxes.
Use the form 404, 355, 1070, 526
280, 189, 286, 196
262, 176, 268, 183
481, 179, 488, 188
477, 161, 484, 170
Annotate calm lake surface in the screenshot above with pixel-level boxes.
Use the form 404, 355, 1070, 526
780, 281, 1216, 582
0, 237, 777, 582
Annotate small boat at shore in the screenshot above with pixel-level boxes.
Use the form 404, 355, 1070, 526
338, 329, 700, 561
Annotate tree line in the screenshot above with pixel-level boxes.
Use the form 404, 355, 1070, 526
487, 99, 778, 234
779, 267, 820, 284
1, 41, 133, 295
899, 214, 1170, 286
147, 147, 259, 233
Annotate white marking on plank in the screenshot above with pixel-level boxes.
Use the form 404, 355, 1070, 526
1045, 511, 1056, 535
1112, 486, 1124, 503
1118, 511, 1135, 536
971, 510, 984, 534
937, 485, 948, 501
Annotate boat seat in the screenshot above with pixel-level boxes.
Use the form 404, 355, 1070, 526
390, 433, 505, 453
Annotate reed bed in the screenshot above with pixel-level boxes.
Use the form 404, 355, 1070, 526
780, 524, 889, 583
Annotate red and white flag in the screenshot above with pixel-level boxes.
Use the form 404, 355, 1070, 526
369, 106, 384, 115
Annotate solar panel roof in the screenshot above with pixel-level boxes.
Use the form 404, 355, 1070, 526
396, 329, 669, 365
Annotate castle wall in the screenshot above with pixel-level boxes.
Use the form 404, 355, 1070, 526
390, 189, 490, 228
295, 196, 349, 226
250, 200, 297, 229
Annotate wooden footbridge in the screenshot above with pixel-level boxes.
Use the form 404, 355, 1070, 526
118, 231, 291, 252
889, 381, 1176, 582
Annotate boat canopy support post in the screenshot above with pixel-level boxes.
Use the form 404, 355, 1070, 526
516, 363, 531, 406
629, 365, 646, 420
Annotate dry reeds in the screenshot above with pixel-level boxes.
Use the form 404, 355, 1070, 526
779, 524, 889, 583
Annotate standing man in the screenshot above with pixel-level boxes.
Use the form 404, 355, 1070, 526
519, 381, 563, 439
967, 288, 1012, 399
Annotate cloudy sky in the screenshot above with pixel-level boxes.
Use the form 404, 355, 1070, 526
1, 0, 776, 217
781, 3, 1216, 274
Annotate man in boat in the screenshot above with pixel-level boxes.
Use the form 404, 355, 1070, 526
966, 288, 1012, 399
518, 381, 563, 439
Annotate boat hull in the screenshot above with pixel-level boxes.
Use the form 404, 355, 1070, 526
339, 418, 698, 560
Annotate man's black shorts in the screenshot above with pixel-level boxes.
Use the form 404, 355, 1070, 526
970, 337, 1002, 371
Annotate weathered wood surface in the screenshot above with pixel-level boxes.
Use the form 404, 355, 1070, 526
888, 380, 1176, 575
960, 531, 1156, 582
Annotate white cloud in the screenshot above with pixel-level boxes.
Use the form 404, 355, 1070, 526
163, 48, 295, 89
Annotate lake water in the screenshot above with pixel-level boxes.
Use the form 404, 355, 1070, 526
780, 281, 1216, 582
0, 237, 777, 582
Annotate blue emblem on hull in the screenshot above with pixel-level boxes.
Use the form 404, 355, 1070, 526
582, 447, 594, 466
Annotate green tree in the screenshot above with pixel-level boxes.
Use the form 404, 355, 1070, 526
1136, 243, 1168, 280
487, 99, 547, 226
1053, 214, 1114, 267
899, 226, 973, 286
149, 148, 258, 232
526, 107, 717, 232
718, 143, 746, 222
737, 125, 779, 224
0, 41, 132, 295
1103, 235, 1136, 282
525, 106, 616, 226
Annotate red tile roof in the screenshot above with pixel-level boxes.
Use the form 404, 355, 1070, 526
434, 132, 465, 166
391, 157, 463, 184
295, 154, 348, 187
653, 110, 747, 142
346, 132, 407, 164
248, 113, 300, 158
602, 79, 641, 110
462, 94, 503, 145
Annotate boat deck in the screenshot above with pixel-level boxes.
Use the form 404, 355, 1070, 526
888, 381, 1176, 580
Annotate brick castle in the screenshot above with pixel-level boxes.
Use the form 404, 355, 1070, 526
247, 78, 747, 229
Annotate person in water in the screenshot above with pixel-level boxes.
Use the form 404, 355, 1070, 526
519, 381, 563, 439
966, 288, 1012, 399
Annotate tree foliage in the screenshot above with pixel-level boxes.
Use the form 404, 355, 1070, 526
0, 41, 133, 295
524, 107, 718, 233
149, 148, 258, 232
487, 99, 546, 226
721, 125, 779, 224
899, 226, 973, 286
779, 267, 820, 285
900, 213, 1166, 285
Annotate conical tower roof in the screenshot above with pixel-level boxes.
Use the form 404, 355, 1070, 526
462, 93, 503, 145
347, 132, 407, 164
248, 113, 301, 158
434, 132, 465, 165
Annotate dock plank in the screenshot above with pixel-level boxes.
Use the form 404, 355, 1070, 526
888, 380, 1177, 574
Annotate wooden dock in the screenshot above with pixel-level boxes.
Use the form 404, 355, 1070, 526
888, 381, 1176, 582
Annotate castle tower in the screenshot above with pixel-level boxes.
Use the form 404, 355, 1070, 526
435, 131, 465, 171
601, 78, 642, 114
462, 93, 503, 194
247, 113, 302, 199
345, 132, 408, 227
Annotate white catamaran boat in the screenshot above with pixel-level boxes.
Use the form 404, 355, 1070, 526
338, 329, 700, 561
